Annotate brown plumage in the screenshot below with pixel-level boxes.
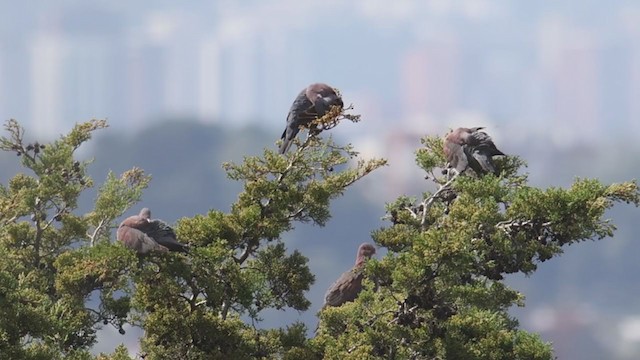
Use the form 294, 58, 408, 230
443, 127, 505, 175
117, 208, 189, 255
322, 243, 376, 308
279, 83, 344, 154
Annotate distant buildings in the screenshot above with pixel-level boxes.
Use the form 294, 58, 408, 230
0, 1, 638, 145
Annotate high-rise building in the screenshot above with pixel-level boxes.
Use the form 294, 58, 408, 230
29, 30, 66, 136
197, 37, 222, 122
400, 38, 459, 130
537, 18, 601, 144
552, 39, 600, 141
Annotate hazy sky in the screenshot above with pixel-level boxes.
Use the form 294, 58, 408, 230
1, 0, 640, 145
2, 1, 640, 358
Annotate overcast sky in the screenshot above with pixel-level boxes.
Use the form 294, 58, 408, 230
2, 1, 640, 358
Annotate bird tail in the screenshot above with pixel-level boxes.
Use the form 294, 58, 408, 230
279, 129, 291, 154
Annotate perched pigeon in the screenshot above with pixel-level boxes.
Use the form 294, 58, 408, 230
322, 243, 376, 309
117, 208, 189, 255
279, 83, 343, 154
443, 127, 505, 176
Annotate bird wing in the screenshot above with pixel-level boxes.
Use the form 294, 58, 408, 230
466, 147, 497, 175
467, 131, 504, 156
145, 219, 189, 253
323, 268, 364, 308
463, 130, 504, 175
289, 91, 318, 127
279, 91, 317, 154
117, 226, 168, 255
120, 214, 150, 231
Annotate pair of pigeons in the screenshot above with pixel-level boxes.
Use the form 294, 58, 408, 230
116, 84, 344, 252
279, 83, 505, 177
117, 207, 375, 312
116, 208, 375, 312
278, 85, 376, 308
116, 207, 375, 309
320, 130, 505, 310
321, 131, 505, 309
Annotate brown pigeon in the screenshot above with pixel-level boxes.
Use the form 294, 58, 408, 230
279, 83, 343, 154
443, 127, 504, 175
117, 208, 189, 255
322, 243, 376, 309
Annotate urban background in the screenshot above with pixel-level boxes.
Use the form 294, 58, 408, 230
1, 1, 640, 359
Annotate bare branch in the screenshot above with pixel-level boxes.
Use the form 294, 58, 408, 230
234, 243, 257, 264
420, 173, 458, 230
405, 206, 418, 219
87, 218, 106, 247
220, 300, 230, 320
496, 218, 553, 236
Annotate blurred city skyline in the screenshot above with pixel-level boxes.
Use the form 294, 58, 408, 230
2, 1, 640, 358
1, 1, 640, 145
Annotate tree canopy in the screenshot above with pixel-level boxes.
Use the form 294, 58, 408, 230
0, 116, 637, 359
314, 136, 639, 359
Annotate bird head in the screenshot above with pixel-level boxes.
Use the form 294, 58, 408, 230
309, 83, 343, 106
355, 243, 376, 267
358, 243, 376, 259
358, 243, 376, 257
451, 127, 483, 144
139, 208, 151, 219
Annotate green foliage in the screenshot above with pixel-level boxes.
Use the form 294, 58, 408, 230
314, 134, 639, 359
130, 112, 386, 358
0, 119, 148, 358
0, 106, 386, 358
2, 115, 637, 359
95, 344, 133, 360
88, 169, 150, 245
247, 243, 315, 312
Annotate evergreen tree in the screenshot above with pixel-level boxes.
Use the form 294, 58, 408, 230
0, 111, 386, 359
0, 119, 148, 359
1, 115, 637, 360
314, 136, 639, 359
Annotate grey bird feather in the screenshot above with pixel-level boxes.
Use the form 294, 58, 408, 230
444, 127, 505, 176
279, 83, 343, 154
322, 243, 376, 308
116, 208, 189, 255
